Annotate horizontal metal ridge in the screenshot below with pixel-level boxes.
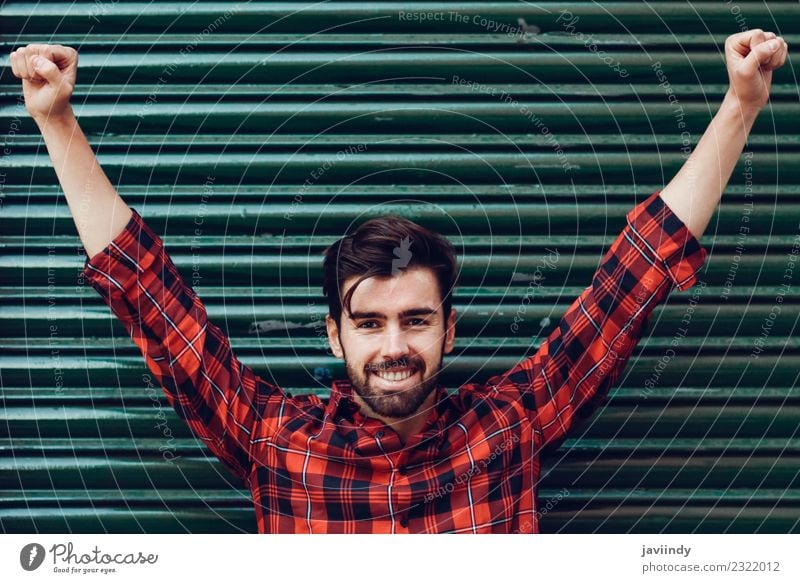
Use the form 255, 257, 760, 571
2, 2, 799, 35
4, 33, 800, 50
2, 82, 799, 99
5, 134, 800, 149
2, 183, 794, 199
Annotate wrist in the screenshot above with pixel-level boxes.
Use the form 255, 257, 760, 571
33, 106, 77, 133
721, 89, 762, 123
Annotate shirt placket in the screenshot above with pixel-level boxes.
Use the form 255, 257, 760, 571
374, 429, 413, 533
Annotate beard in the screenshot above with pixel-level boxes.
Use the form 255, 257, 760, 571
343, 351, 443, 419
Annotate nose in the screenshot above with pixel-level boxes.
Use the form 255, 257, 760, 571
381, 323, 409, 362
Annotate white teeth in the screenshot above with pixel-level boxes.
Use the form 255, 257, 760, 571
375, 369, 414, 382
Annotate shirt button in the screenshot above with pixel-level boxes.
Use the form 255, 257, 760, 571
399, 515, 409, 528
398, 465, 407, 476
376, 431, 384, 438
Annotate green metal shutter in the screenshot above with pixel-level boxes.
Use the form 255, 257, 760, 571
2, 2, 798, 533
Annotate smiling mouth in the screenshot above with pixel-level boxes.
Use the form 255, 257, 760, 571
371, 367, 417, 382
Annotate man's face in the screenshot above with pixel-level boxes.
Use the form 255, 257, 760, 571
326, 267, 456, 420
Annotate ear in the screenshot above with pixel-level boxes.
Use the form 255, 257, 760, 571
443, 308, 457, 355
325, 314, 344, 359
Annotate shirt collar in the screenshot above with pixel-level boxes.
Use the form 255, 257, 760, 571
328, 378, 362, 421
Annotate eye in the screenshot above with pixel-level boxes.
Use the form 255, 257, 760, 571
408, 318, 428, 326
357, 321, 378, 329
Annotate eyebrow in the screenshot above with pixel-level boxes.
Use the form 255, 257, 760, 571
348, 307, 439, 320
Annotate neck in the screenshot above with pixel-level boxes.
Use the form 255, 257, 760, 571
353, 390, 438, 445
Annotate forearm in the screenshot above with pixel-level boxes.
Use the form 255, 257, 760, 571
35, 108, 132, 258
658, 91, 760, 240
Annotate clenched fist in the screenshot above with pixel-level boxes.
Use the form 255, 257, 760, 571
9, 44, 78, 125
725, 29, 788, 114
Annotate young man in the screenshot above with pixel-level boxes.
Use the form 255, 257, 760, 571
9, 30, 787, 533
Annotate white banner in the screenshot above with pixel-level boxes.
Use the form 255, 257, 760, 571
1, 534, 797, 582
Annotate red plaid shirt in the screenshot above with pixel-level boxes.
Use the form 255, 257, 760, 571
84, 191, 707, 533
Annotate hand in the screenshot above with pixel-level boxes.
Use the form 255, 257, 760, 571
9, 44, 78, 125
724, 29, 788, 115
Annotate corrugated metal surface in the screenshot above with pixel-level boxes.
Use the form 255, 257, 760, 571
1, 2, 799, 533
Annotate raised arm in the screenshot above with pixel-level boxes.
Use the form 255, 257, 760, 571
488, 30, 788, 449
660, 29, 788, 238
9, 44, 132, 257
10, 43, 292, 481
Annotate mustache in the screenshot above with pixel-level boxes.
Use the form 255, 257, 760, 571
364, 357, 419, 372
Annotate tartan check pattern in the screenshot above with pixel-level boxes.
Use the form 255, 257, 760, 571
84, 190, 707, 533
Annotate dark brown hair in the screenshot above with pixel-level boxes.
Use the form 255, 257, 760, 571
322, 215, 458, 325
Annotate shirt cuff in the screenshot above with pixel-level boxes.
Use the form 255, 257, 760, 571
625, 191, 708, 291
83, 208, 164, 299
